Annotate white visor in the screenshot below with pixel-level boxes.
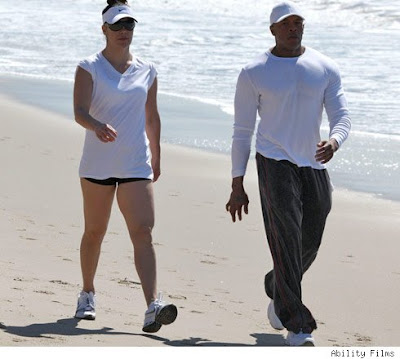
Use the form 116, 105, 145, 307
102, 5, 136, 24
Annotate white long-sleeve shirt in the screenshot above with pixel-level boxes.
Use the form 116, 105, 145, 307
231, 47, 351, 178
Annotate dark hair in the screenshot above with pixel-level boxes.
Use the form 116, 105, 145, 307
102, 0, 129, 15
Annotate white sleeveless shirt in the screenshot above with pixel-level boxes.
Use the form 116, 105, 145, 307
77, 52, 157, 180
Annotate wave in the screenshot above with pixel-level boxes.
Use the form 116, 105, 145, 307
321, 125, 400, 142
348, 130, 400, 142
159, 92, 400, 142
0, 71, 73, 84
2, 72, 399, 144
307, 0, 399, 29
159, 90, 234, 116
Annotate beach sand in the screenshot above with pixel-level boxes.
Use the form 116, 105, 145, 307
1, 93, 400, 348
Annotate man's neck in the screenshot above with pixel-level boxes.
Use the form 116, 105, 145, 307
271, 45, 305, 58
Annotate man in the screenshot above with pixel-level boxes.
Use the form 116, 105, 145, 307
226, 1, 351, 346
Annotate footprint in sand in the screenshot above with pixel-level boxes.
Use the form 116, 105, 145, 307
201, 260, 217, 265
229, 300, 244, 304
202, 253, 228, 261
354, 333, 372, 344
13, 277, 38, 283
168, 191, 180, 197
117, 278, 141, 286
34, 290, 55, 295
49, 280, 71, 286
341, 255, 355, 264
344, 331, 373, 345
22, 237, 38, 241
168, 294, 187, 300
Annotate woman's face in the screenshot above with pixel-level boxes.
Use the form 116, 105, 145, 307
103, 17, 135, 47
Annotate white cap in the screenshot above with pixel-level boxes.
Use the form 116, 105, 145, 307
102, 5, 136, 24
270, 1, 304, 25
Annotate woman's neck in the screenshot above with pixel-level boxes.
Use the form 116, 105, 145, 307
102, 46, 132, 73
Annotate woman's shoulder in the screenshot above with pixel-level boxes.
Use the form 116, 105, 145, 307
133, 56, 156, 71
78, 52, 102, 66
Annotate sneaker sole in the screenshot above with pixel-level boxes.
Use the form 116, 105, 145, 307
286, 339, 315, 346
268, 314, 284, 330
142, 321, 162, 333
301, 340, 315, 347
267, 303, 284, 331
156, 304, 178, 325
75, 313, 96, 320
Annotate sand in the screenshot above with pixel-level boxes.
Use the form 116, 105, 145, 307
1, 93, 400, 350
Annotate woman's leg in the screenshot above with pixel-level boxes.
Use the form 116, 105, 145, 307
80, 178, 116, 293
116, 180, 157, 306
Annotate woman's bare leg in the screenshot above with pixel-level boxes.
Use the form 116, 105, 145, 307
80, 179, 116, 293
116, 180, 157, 306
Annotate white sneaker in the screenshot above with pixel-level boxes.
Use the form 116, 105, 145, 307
142, 292, 178, 333
267, 300, 284, 330
75, 291, 96, 320
286, 331, 315, 346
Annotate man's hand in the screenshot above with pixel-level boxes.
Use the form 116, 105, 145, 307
315, 138, 339, 164
226, 177, 249, 222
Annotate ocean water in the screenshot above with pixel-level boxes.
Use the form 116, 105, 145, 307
0, 0, 399, 201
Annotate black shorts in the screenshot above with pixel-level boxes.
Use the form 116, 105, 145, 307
84, 177, 149, 186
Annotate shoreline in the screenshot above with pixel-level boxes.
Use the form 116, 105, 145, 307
1, 92, 400, 347
1, 74, 399, 203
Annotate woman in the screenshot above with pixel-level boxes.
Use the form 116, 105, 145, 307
73, 0, 177, 333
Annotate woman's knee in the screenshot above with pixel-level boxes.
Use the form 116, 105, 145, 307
82, 227, 107, 244
129, 223, 154, 245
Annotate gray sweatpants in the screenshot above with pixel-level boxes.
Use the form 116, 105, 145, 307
256, 153, 332, 334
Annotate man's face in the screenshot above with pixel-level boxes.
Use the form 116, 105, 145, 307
270, 15, 304, 50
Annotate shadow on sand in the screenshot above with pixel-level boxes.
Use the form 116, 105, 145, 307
143, 333, 286, 346
0, 318, 286, 346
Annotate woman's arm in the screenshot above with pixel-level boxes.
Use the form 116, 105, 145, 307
73, 66, 117, 143
145, 77, 161, 182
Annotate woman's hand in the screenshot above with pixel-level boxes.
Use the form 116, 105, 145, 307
151, 156, 161, 182
94, 123, 118, 143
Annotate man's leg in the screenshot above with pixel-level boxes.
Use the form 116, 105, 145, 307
265, 169, 332, 297
300, 167, 332, 273
256, 154, 316, 334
